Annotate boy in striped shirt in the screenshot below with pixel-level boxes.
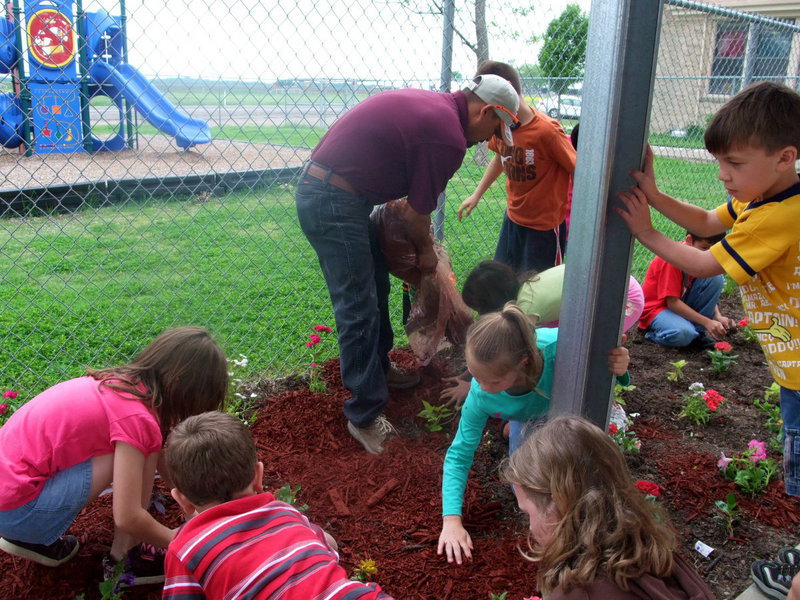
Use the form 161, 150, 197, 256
162, 411, 393, 600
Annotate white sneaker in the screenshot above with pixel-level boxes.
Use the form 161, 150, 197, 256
347, 415, 396, 454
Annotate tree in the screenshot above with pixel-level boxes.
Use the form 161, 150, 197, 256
538, 4, 588, 97
399, 0, 489, 68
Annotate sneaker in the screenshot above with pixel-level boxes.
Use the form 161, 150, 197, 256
385, 362, 420, 390
751, 559, 798, 600
777, 547, 800, 568
347, 415, 396, 454
0, 535, 79, 567
104, 543, 165, 588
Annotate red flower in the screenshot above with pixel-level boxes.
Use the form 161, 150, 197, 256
704, 389, 725, 411
635, 480, 661, 497
714, 341, 732, 353
738, 318, 749, 327
0, 403, 7, 414
2, 390, 17, 399
308, 333, 322, 346
608, 423, 618, 435
313, 325, 332, 333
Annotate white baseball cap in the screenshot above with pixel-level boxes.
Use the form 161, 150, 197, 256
466, 74, 520, 144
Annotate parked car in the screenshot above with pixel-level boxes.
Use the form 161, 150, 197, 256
535, 94, 582, 120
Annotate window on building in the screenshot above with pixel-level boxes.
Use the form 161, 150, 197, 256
709, 20, 793, 95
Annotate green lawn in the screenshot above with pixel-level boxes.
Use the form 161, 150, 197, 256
0, 150, 723, 401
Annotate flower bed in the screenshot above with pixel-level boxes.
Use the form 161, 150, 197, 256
0, 296, 797, 599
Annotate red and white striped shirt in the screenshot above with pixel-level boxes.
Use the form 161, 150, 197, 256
163, 493, 393, 600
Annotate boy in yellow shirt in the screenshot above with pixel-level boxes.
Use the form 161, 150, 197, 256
616, 82, 800, 509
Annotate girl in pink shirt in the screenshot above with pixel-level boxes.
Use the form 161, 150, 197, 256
0, 326, 227, 585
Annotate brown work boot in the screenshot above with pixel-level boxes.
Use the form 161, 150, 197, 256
385, 362, 420, 390
347, 415, 396, 454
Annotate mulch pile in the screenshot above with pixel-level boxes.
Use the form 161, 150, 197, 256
3, 292, 800, 599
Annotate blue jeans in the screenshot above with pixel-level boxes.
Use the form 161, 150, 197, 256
296, 177, 392, 428
645, 274, 724, 347
0, 459, 91, 544
781, 386, 800, 497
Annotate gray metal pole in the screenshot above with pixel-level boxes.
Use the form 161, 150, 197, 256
550, 0, 663, 427
433, 0, 455, 241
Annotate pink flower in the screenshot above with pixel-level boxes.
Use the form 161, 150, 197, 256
0, 403, 7, 414
714, 341, 732, 353
2, 390, 17, 399
717, 453, 732, 469
309, 333, 322, 344
313, 325, 332, 333
306, 342, 314, 348
310, 363, 318, 368
522, 597, 544, 600
748, 439, 767, 463
704, 389, 725, 411
608, 423, 618, 435
635, 480, 661, 497
738, 318, 749, 327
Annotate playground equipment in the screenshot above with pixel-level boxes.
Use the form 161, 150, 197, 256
0, 0, 211, 154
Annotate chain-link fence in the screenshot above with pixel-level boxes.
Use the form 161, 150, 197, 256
1, 0, 798, 396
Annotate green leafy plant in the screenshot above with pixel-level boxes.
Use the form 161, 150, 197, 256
276, 483, 308, 512
719, 440, 778, 496
713, 492, 741, 536
707, 341, 738, 373
81, 557, 131, 599
763, 382, 780, 404
489, 593, 509, 600
738, 318, 758, 343
666, 359, 687, 382
679, 382, 725, 425
418, 400, 454, 432
613, 383, 636, 405
226, 354, 258, 425
351, 558, 378, 583
608, 420, 641, 454
721, 274, 737, 296
754, 388, 784, 454
306, 325, 333, 393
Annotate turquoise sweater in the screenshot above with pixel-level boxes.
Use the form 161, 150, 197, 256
441, 327, 558, 517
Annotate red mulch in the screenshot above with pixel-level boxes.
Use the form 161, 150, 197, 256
2, 294, 800, 599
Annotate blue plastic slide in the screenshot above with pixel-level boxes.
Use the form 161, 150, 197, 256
0, 92, 23, 148
89, 61, 211, 149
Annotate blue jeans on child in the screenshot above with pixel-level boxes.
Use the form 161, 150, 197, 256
645, 275, 724, 347
296, 176, 393, 428
0, 459, 91, 544
781, 386, 800, 497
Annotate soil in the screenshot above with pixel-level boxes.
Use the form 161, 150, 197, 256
1, 293, 798, 600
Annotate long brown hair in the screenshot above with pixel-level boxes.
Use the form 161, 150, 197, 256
87, 326, 228, 435
501, 416, 677, 595
466, 302, 544, 390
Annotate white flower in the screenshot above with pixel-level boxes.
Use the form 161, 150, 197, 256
689, 382, 705, 392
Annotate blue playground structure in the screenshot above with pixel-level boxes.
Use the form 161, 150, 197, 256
0, 0, 211, 154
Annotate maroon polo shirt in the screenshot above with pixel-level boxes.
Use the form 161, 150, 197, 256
311, 89, 469, 215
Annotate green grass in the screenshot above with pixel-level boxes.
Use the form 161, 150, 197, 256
0, 150, 723, 400
649, 132, 706, 149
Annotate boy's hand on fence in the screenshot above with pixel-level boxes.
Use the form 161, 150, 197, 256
607, 345, 630, 376
438, 516, 473, 565
440, 376, 469, 408
615, 186, 655, 239
628, 145, 660, 201
457, 194, 480, 221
